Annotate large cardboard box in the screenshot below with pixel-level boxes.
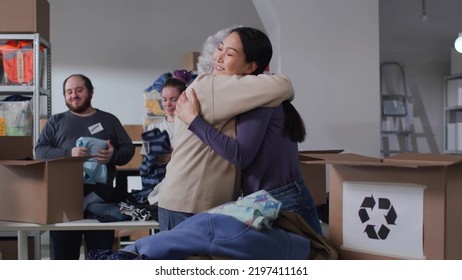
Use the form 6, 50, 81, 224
119, 146, 142, 169
123, 124, 143, 141
0, 236, 35, 259
300, 152, 462, 260
0, 136, 34, 159
0, 136, 84, 224
181, 51, 200, 72
0, 0, 50, 41
119, 125, 143, 169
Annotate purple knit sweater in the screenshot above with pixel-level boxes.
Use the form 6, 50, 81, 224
188, 105, 301, 195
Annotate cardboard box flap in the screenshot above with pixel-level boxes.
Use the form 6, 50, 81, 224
0, 160, 43, 166
0, 156, 88, 166
298, 149, 343, 161
301, 152, 462, 168
299, 149, 344, 156
300, 153, 382, 165
384, 153, 462, 167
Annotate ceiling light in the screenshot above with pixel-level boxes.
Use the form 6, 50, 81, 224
455, 33, 462, 53
420, 0, 428, 22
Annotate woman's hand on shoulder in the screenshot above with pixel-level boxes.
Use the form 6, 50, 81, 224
175, 88, 200, 125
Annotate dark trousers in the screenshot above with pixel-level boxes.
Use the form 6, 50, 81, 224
50, 230, 115, 260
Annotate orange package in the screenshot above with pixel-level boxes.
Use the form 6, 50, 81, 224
0, 40, 43, 85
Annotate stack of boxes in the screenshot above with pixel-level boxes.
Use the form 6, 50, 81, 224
0, 0, 85, 259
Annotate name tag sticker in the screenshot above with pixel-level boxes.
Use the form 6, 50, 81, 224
88, 122, 104, 135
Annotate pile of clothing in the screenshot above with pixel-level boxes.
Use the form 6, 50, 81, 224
88, 191, 337, 260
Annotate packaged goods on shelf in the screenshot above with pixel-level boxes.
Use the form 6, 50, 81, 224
0, 99, 32, 136
1, 46, 44, 86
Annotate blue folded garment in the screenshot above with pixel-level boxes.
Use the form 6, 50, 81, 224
76, 136, 108, 184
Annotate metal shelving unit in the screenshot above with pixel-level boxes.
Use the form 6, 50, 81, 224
0, 33, 51, 147
443, 73, 462, 154
0, 34, 51, 259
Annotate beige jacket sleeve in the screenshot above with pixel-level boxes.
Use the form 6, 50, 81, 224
186, 73, 294, 124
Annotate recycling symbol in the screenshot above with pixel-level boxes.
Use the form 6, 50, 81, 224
358, 195, 397, 240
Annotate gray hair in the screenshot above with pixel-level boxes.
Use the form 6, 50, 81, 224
197, 25, 242, 75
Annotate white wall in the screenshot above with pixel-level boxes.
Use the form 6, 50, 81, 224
49, 0, 381, 157
379, 0, 462, 154
254, 0, 380, 156
49, 0, 264, 124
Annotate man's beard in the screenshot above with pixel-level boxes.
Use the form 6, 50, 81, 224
66, 97, 92, 113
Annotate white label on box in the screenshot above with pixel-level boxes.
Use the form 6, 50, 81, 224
16, 50, 24, 84
0, 118, 5, 136
342, 181, 425, 259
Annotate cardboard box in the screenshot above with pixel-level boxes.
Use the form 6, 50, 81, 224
119, 146, 142, 170
0, 136, 84, 224
39, 117, 47, 132
0, 0, 50, 41
0, 236, 35, 259
298, 150, 343, 206
123, 124, 143, 141
118, 125, 143, 170
181, 51, 200, 72
114, 229, 149, 250
0, 136, 33, 159
301, 153, 462, 260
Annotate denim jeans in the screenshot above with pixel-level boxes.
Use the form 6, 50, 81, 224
158, 207, 194, 231
268, 177, 323, 235
84, 191, 130, 222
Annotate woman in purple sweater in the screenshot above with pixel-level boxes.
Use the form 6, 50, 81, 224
175, 27, 322, 235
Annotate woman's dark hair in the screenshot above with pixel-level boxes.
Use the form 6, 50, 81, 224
162, 77, 187, 93
283, 101, 306, 143
230, 27, 272, 75
63, 74, 94, 95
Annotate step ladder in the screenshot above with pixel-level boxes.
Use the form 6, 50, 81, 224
380, 62, 414, 157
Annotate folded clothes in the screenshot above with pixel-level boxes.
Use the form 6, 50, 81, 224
76, 136, 108, 184
207, 190, 281, 230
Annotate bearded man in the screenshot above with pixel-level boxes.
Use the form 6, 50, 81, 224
35, 74, 135, 259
